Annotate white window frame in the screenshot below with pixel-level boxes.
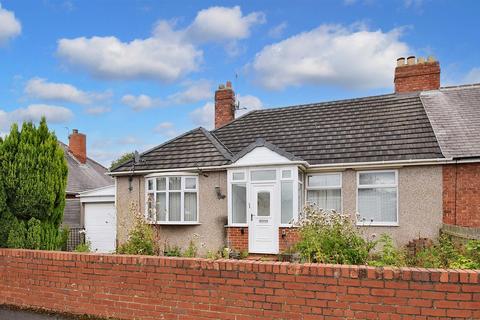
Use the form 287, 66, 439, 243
227, 166, 300, 227
145, 174, 199, 225
356, 170, 399, 227
305, 172, 343, 212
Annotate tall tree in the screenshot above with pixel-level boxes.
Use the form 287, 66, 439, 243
0, 118, 68, 249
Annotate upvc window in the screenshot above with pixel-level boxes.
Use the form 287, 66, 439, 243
357, 171, 398, 226
281, 169, 294, 224
306, 173, 342, 212
145, 176, 198, 224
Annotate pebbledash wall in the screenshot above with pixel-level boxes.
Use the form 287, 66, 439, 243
0, 249, 479, 320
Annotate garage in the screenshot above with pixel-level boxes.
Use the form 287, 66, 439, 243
78, 185, 116, 253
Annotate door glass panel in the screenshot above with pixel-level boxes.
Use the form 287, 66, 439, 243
257, 191, 270, 216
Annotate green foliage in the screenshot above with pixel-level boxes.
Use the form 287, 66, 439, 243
413, 236, 480, 269
58, 226, 70, 251
369, 234, 406, 267
295, 205, 376, 265
75, 241, 91, 253
7, 219, 27, 248
110, 152, 134, 170
183, 240, 198, 258
117, 211, 155, 255
0, 118, 68, 249
25, 218, 43, 250
164, 244, 182, 257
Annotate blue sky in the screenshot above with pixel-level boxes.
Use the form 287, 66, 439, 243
1, 0, 479, 166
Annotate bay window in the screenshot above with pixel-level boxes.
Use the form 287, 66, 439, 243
146, 175, 198, 224
306, 173, 342, 211
357, 171, 398, 226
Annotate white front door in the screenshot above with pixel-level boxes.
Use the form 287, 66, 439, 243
249, 184, 278, 254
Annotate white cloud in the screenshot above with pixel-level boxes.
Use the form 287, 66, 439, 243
118, 135, 142, 145
153, 121, 177, 138
250, 24, 409, 90
57, 6, 264, 81
167, 79, 212, 105
464, 68, 480, 84
122, 80, 212, 111
57, 21, 201, 81
85, 106, 111, 115
121, 94, 156, 111
25, 78, 103, 104
190, 94, 263, 129
185, 6, 265, 43
268, 22, 287, 39
0, 4, 21, 45
189, 102, 214, 129
0, 104, 73, 131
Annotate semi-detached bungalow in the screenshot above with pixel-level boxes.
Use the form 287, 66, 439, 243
109, 56, 480, 255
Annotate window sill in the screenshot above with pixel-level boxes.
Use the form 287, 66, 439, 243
147, 222, 201, 226
225, 224, 248, 228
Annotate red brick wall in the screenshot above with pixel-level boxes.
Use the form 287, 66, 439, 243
226, 227, 300, 253
214, 82, 235, 129
394, 61, 440, 93
226, 226, 248, 251
1, 249, 479, 319
443, 163, 480, 228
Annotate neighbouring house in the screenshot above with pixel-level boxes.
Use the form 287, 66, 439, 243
61, 129, 114, 251
109, 56, 480, 255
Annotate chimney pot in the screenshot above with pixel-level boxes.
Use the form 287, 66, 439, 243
427, 55, 436, 63
417, 57, 425, 64
68, 129, 87, 164
214, 81, 235, 129
407, 56, 416, 65
396, 57, 406, 67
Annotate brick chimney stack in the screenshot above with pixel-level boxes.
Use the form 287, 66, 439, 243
394, 56, 440, 93
68, 129, 87, 164
214, 81, 235, 129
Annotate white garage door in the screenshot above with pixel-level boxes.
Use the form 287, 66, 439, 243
84, 202, 116, 253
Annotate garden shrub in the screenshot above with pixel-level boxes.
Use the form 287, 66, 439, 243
369, 234, 406, 267
295, 205, 376, 264
25, 218, 43, 250
183, 240, 198, 258
117, 211, 155, 255
7, 219, 27, 248
164, 244, 182, 257
75, 241, 91, 253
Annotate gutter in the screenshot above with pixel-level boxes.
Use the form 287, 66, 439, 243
107, 158, 459, 176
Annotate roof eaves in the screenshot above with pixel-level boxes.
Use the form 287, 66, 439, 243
109, 127, 204, 173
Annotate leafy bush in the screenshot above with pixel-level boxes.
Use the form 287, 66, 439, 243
75, 241, 91, 253
164, 244, 182, 257
117, 211, 155, 255
25, 218, 43, 250
369, 234, 406, 267
295, 205, 376, 264
412, 234, 459, 268
7, 219, 27, 248
183, 240, 198, 258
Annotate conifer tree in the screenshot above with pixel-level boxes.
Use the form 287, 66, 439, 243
0, 118, 68, 249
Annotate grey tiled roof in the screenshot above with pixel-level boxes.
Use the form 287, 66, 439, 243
110, 92, 447, 173
60, 143, 113, 194
420, 84, 480, 159
112, 127, 232, 172
215, 93, 443, 165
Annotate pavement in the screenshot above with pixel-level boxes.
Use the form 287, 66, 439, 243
0, 308, 74, 320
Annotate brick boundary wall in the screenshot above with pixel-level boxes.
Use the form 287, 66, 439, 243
226, 227, 299, 252
0, 249, 479, 320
